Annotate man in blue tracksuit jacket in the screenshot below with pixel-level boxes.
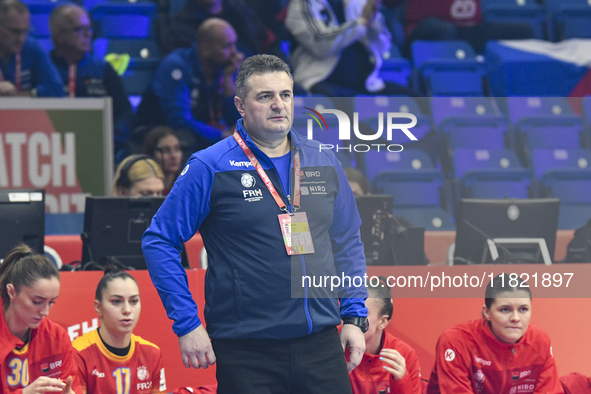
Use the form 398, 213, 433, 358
135, 18, 243, 152
49, 4, 133, 152
0, 0, 64, 97
142, 54, 368, 393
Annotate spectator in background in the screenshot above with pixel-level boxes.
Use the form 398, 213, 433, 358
112, 154, 165, 197
49, 4, 133, 153
0, 0, 64, 96
392, 0, 535, 54
135, 18, 243, 153
345, 167, 371, 197
142, 126, 183, 194
161, 0, 271, 58
285, 0, 417, 97
349, 276, 422, 394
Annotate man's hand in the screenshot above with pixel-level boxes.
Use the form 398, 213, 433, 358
380, 348, 406, 380
0, 81, 17, 96
221, 51, 245, 96
178, 324, 216, 369
340, 324, 366, 372
223, 51, 245, 78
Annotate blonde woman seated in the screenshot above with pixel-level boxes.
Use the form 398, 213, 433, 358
113, 155, 165, 197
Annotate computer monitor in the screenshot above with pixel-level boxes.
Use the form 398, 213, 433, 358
0, 189, 45, 259
454, 198, 560, 265
81, 196, 165, 269
356, 195, 426, 265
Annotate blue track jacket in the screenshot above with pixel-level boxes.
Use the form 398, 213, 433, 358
142, 119, 368, 339
0, 37, 64, 97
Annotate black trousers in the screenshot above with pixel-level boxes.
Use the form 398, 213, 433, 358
212, 326, 352, 394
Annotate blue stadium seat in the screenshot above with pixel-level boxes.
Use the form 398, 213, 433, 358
379, 45, 412, 87
90, 3, 156, 38
412, 40, 477, 69
431, 97, 507, 149
507, 97, 577, 124
391, 207, 455, 230
480, 0, 545, 39
540, 169, 591, 229
372, 170, 444, 207
353, 96, 431, 144
531, 148, 591, 179
169, 0, 184, 15
372, 170, 455, 230
543, 172, 591, 204
453, 148, 523, 179
453, 148, 533, 199
507, 97, 584, 158
411, 41, 487, 96
120, 58, 157, 96
28, 2, 68, 38
545, 0, 591, 40
93, 37, 160, 60
462, 170, 534, 199
363, 149, 434, 182
84, 0, 154, 11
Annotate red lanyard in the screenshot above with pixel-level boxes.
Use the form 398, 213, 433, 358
0, 53, 21, 91
233, 131, 301, 213
68, 63, 76, 97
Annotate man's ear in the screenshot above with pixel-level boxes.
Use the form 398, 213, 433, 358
234, 96, 245, 117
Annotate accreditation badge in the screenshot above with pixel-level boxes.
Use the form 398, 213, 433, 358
278, 212, 315, 255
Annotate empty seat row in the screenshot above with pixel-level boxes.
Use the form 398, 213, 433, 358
27, 1, 157, 39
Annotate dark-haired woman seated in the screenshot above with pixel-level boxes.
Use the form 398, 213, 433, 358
72, 268, 166, 394
0, 244, 82, 393
427, 274, 564, 394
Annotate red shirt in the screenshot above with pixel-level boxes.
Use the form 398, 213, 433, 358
0, 306, 83, 394
349, 331, 422, 394
427, 319, 564, 394
405, 0, 482, 36
72, 329, 166, 394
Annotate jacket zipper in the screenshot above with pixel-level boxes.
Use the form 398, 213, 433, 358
502, 347, 513, 393
290, 146, 313, 335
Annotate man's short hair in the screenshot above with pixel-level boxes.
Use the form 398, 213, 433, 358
235, 54, 293, 100
0, 0, 28, 19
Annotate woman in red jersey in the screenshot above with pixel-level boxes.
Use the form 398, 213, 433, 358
427, 274, 563, 394
0, 244, 81, 394
349, 276, 422, 394
72, 268, 166, 394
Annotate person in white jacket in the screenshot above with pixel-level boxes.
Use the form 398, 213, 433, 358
285, 0, 416, 96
